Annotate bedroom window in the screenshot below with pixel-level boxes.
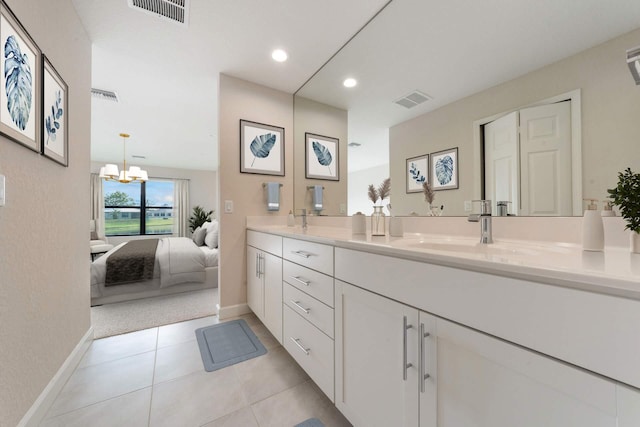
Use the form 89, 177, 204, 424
104, 179, 174, 236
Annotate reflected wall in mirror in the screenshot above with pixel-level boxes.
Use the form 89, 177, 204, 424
293, 96, 348, 215
295, 0, 640, 216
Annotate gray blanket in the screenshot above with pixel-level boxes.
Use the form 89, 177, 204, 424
105, 239, 159, 286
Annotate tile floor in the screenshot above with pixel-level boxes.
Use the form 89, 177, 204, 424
40, 314, 352, 427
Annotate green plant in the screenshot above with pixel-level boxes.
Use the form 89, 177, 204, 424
608, 168, 640, 233
189, 206, 214, 233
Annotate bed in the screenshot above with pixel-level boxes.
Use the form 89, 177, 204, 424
90, 236, 218, 306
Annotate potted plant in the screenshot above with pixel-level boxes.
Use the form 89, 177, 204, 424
368, 178, 391, 236
189, 206, 214, 233
608, 168, 640, 253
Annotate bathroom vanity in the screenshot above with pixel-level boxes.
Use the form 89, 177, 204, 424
246, 224, 640, 427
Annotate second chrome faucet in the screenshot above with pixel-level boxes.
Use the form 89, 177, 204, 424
468, 200, 493, 244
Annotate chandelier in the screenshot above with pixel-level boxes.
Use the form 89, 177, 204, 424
99, 133, 148, 183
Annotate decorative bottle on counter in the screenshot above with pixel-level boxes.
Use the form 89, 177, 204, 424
582, 199, 604, 251
371, 206, 386, 236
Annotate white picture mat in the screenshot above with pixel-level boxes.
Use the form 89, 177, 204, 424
43, 65, 65, 157
431, 148, 458, 190
242, 124, 282, 173
306, 134, 339, 180
406, 155, 428, 192
0, 13, 36, 140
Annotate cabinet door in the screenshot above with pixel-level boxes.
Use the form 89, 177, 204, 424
335, 280, 419, 427
262, 251, 283, 344
246, 245, 263, 319
435, 318, 619, 427
418, 312, 436, 427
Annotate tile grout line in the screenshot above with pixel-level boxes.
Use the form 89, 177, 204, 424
147, 328, 160, 427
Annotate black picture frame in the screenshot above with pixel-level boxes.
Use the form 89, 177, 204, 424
430, 147, 459, 190
41, 55, 68, 166
240, 119, 285, 176
305, 132, 339, 181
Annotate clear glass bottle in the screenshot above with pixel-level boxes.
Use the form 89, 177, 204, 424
371, 205, 386, 236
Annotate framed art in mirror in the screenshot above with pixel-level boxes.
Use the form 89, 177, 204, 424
42, 55, 68, 166
240, 119, 285, 176
306, 132, 339, 181
0, 0, 41, 152
406, 154, 428, 193
430, 147, 458, 191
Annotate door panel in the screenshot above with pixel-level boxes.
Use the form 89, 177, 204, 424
484, 111, 519, 214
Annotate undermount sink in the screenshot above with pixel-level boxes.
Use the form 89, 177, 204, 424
405, 240, 541, 256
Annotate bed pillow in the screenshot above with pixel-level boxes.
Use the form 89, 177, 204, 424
192, 226, 207, 246
204, 220, 219, 249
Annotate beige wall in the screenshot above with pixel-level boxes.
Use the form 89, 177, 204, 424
390, 27, 640, 216
294, 96, 348, 215
218, 75, 293, 311
0, 0, 91, 425
348, 163, 389, 215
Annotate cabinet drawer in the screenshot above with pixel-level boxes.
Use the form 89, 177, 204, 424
283, 260, 334, 307
283, 305, 334, 402
283, 238, 333, 275
247, 230, 282, 257
284, 283, 334, 338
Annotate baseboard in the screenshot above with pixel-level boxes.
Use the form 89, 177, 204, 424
218, 303, 251, 320
18, 327, 94, 427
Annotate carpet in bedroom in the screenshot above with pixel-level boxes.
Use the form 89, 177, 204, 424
91, 288, 218, 339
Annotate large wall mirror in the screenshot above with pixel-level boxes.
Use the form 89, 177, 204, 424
294, 0, 640, 217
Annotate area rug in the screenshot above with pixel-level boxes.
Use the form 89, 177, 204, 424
91, 288, 218, 338
195, 319, 266, 372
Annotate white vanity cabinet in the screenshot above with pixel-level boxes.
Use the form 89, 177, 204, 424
334, 248, 640, 427
281, 237, 336, 402
246, 230, 283, 343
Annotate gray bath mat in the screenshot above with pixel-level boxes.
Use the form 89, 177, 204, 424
295, 419, 324, 427
195, 319, 266, 372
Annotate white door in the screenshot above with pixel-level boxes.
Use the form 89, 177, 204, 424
262, 251, 283, 343
246, 246, 263, 319
520, 101, 572, 216
435, 317, 619, 427
335, 280, 419, 427
484, 111, 519, 215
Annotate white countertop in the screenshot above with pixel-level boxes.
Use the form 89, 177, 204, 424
247, 224, 640, 301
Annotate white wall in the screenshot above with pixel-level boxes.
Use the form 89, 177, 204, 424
348, 163, 389, 215
0, 1, 91, 425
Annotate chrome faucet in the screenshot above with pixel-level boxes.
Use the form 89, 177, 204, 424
468, 200, 493, 244
296, 209, 308, 230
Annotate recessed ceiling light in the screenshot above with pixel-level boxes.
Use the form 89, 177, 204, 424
271, 49, 288, 62
343, 78, 357, 88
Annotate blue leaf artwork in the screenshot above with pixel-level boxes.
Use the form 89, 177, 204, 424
435, 155, 454, 185
409, 162, 426, 184
249, 133, 276, 166
45, 90, 63, 145
4, 35, 32, 131
312, 140, 333, 175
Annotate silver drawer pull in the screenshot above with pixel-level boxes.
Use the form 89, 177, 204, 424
290, 276, 311, 286
290, 300, 310, 314
290, 337, 310, 355
291, 250, 312, 258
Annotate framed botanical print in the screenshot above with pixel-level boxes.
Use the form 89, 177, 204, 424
240, 119, 285, 176
430, 147, 459, 190
0, 1, 41, 152
305, 132, 339, 181
42, 55, 68, 166
406, 154, 428, 193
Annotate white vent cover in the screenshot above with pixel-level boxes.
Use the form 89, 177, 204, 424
394, 90, 431, 109
91, 88, 119, 102
128, 0, 190, 26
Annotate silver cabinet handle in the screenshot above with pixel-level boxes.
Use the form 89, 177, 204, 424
290, 337, 310, 355
255, 253, 259, 278
291, 250, 312, 259
403, 315, 413, 381
420, 323, 431, 393
290, 300, 310, 314
259, 253, 264, 277
290, 276, 311, 286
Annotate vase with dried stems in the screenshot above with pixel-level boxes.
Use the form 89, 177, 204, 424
368, 178, 391, 236
422, 181, 441, 216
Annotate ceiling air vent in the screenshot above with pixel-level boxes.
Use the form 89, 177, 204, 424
128, 0, 190, 26
91, 88, 119, 102
394, 90, 431, 109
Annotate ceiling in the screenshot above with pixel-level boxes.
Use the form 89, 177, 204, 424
297, 0, 640, 172
74, 0, 640, 173
72, 0, 390, 171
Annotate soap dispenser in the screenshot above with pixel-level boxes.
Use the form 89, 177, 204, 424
287, 210, 295, 227
601, 201, 616, 217
582, 199, 604, 251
